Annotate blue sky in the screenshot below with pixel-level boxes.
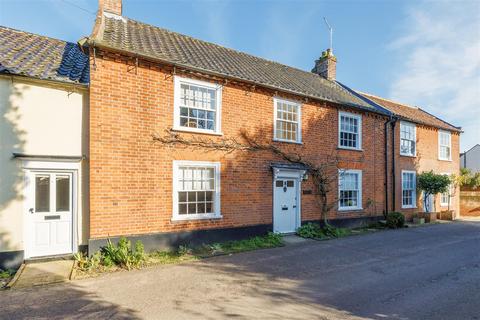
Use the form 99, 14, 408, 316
1, 0, 478, 150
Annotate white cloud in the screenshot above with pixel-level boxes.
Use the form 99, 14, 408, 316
388, 0, 480, 151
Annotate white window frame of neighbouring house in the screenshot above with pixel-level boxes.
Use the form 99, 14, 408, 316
172, 161, 222, 221
402, 170, 417, 209
338, 111, 362, 150
440, 172, 453, 207
273, 97, 302, 144
438, 130, 452, 161
173, 76, 223, 135
338, 169, 362, 211
400, 121, 416, 157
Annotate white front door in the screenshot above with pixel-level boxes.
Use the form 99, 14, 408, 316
274, 179, 298, 233
26, 171, 73, 258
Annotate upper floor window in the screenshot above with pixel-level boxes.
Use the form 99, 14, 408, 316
274, 98, 301, 143
338, 112, 362, 150
439, 130, 451, 161
174, 77, 222, 134
338, 169, 362, 210
402, 170, 416, 208
172, 161, 221, 220
400, 121, 416, 156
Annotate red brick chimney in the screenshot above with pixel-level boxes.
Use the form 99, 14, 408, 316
99, 0, 122, 15
312, 49, 337, 80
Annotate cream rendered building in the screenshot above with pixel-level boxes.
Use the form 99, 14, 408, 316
0, 27, 89, 269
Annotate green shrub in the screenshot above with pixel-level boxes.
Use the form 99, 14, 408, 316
386, 212, 405, 229
323, 224, 351, 238
297, 223, 351, 239
73, 252, 101, 271
0, 269, 14, 279
297, 223, 325, 238
101, 237, 145, 270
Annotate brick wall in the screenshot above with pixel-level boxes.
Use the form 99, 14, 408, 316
89, 50, 388, 239
393, 123, 460, 220
460, 187, 480, 216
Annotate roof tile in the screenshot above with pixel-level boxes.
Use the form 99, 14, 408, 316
0, 26, 89, 85
91, 13, 387, 114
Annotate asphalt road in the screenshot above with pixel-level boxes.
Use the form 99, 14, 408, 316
1, 221, 480, 319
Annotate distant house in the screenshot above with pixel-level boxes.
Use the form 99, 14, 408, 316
461, 144, 480, 172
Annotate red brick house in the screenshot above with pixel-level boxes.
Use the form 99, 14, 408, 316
0, 0, 463, 266
361, 93, 461, 220
81, 0, 460, 253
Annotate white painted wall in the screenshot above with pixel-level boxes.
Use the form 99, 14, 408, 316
0, 76, 88, 254
461, 145, 480, 172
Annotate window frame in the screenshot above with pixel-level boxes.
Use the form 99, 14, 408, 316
401, 170, 417, 209
172, 160, 222, 221
399, 121, 417, 157
440, 172, 452, 207
338, 111, 362, 151
273, 97, 302, 144
438, 130, 452, 161
173, 76, 223, 135
338, 169, 363, 211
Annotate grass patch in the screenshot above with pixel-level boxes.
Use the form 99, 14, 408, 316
74, 232, 283, 278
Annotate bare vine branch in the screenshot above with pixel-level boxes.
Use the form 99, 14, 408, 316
153, 128, 341, 225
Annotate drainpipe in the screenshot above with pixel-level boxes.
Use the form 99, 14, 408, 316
391, 118, 397, 211
384, 115, 396, 214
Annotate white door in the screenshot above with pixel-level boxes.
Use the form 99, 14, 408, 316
274, 179, 298, 233
26, 171, 73, 258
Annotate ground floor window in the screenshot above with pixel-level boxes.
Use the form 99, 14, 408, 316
402, 171, 416, 208
440, 174, 453, 207
338, 169, 362, 210
173, 161, 221, 220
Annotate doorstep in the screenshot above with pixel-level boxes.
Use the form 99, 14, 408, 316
10, 260, 74, 289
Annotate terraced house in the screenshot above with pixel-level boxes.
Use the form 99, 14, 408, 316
0, 0, 460, 267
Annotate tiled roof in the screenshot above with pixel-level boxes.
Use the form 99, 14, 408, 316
89, 13, 388, 114
359, 92, 461, 132
0, 26, 89, 85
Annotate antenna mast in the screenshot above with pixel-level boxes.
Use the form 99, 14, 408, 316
323, 17, 333, 54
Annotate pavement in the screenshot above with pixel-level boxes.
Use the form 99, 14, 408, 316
1, 221, 480, 320
11, 260, 73, 289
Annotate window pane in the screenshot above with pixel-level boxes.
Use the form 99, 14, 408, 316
35, 175, 50, 212
179, 83, 217, 131
177, 165, 217, 216
56, 176, 70, 212
275, 100, 299, 142
340, 115, 359, 148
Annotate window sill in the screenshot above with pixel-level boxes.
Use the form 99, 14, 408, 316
172, 127, 223, 136
273, 138, 303, 145
338, 207, 363, 212
171, 214, 223, 222
337, 147, 363, 152
400, 153, 416, 158
401, 206, 417, 209
438, 158, 452, 162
